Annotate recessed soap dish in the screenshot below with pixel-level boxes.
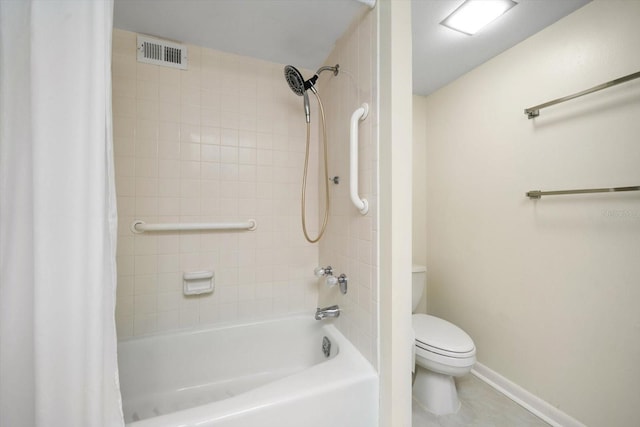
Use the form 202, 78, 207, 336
183, 271, 214, 295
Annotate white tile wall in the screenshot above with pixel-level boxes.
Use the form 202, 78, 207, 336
317, 9, 378, 367
113, 29, 320, 338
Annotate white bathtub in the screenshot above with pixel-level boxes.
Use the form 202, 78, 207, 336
118, 315, 378, 427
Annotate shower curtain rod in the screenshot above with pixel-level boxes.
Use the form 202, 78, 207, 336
526, 185, 640, 199
130, 219, 257, 233
524, 70, 640, 119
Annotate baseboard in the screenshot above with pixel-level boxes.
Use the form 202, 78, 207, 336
471, 362, 586, 427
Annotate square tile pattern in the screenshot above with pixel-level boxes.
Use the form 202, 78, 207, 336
112, 15, 378, 367
113, 29, 322, 338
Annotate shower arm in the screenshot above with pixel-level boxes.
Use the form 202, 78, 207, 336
316, 64, 339, 77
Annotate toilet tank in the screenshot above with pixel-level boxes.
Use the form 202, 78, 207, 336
412, 264, 427, 312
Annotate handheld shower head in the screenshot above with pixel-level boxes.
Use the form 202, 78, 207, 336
284, 65, 311, 123
284, 64, 339, 124
284, 65, 305, 96
284, 64, 339, 96
303, 91, 311, 124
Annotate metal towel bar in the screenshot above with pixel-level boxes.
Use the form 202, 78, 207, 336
526, 186, 640, 199
524, 70, 640, 119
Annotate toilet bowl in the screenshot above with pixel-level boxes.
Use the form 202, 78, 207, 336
412, 313, 476, 414
411, 265, 476, 415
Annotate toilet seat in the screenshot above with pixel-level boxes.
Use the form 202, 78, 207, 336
413, 314, 476, 359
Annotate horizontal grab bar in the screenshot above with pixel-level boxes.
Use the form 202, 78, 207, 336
526, 186, 640, 199
524, 70, 640, 119
130, 219, 257, 233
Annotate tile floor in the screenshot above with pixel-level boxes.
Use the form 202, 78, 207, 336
412, 374, 551, 427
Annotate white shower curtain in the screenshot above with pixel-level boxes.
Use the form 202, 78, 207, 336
0, 1, 124, 426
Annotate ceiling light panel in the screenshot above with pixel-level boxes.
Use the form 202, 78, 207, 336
441, 0, 518, 36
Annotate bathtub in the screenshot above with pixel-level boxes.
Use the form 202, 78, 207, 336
117, 315, 378, 427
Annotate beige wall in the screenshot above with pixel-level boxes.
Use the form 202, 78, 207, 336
378, 0, 414, 425
412, 95, 427, 313
418, 1, 640, 426
112, 29, 320, 337
316, 7, 378, 367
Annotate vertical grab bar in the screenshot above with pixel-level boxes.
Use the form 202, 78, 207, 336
350, 103, 369, 215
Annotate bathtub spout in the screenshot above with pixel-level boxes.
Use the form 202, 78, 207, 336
315, 305, 340, 320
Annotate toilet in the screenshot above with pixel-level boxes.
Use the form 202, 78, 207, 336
412, 265, 476, 415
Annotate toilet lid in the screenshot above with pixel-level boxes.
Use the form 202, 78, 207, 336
413, 314, 475, 357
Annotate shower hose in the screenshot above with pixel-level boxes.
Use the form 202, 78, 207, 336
301, 90, 330, 243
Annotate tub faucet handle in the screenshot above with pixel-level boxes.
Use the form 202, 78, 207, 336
325, 273, 348, 295
314, 266, 333, 277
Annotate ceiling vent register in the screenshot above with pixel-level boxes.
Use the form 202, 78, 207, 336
136, 35, 188, 70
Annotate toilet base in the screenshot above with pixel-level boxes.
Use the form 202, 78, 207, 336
412, 365, 460, 415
